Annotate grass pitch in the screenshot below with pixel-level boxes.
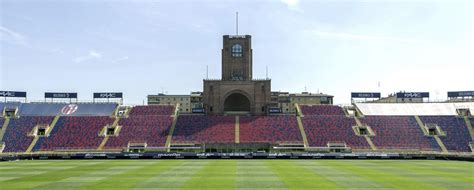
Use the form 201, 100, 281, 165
0, 159, 472, 189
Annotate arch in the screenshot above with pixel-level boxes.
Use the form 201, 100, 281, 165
224, 92, 251, 112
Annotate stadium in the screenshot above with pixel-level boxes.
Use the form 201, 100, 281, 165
1, 1, 473, 189
1, 35, 473, 188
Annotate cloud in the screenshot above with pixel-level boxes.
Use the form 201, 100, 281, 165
73, 50, 103, 63
306, 30, 416, 43
0, 26, 29, 47
281, 0, 303, 12
111, 56, 129, 63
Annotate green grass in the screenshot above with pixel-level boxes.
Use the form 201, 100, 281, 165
0, 160, 472, 189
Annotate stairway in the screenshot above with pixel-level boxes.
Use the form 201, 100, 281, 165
26, 116, 61, 153
463, 117, 474, 141
0, 118, 10, 141
97, 117, 121, 150
97, 136, 110, 151
364, 136, 377, 151
414, 116, 429, 136
354, 117, 377, 151
26, 136, 39, 153
164, 104, 180, 151
235, 116, 240, 143
296, 115, 309, 148
433, 136, 448, 153
415, 116, 448, 153
295, 103, 303, 117
354, 105, 364, 118
46, 116, 61, 136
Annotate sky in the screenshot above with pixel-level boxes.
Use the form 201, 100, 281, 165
1, 0, 473, 105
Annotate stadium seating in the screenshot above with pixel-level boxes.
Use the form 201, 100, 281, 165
34, 116, 115, 151
472, 118, 474, 130
302, 115, 370, 149
419, 116, 471, 152
172, 115, 235, 144
3, 116, 54, 152
0, 118, 5, 128
1, 101, 472, 154
300, 105, 345, 116
0, 102, 21, 113
239, 116, 302, 144
129, 105, 174, 116
19, 103, 118, 116
104, 115, 173, 149
360, 116, 439, 151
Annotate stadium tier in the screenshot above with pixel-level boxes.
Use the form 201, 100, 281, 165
300, 105, 345, 115
302, 115, 370, 149
419, 116, 471, 152
34, 116, 115, 151
18, 103, 118, 116
239, 116, 302, 144
360, 116, 440, 151
0, 103, 472, 154
0, 102, 21, 113
172, 115, 235, 144
105, 115, 173, 149
128, 105, 174, 116
3, 116, 55, 152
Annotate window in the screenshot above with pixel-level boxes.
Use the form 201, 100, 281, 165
231, 44, 243, 57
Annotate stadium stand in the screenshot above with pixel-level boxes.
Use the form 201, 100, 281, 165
419, 116, 471, 152
34, 116, 115, 151
472, 118, 474, 129
104, 115, 173, 149
18, 103, 117, 116
128, 105, 174, 116
300, 105, 345, 116
172, 115, 235, 144
239, 116, 302, 144
302, 115, 370, 149
0, 102, 21, 112
0, 101, 472, 154
3, 116, 54, 152
355, 102, 474, 116
360, 116, 440, 151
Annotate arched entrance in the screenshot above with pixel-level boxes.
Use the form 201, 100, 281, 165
224, 93, 251, 112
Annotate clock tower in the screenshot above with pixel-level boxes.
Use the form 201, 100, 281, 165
203, 34, 271, 116
221, 35, 252, 81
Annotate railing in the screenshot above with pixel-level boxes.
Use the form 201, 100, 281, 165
203, 78, 271, 81
27, 100, 120, 104
352, 99, 474, 104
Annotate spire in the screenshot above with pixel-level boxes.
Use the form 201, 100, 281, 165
236, 12, 239, 35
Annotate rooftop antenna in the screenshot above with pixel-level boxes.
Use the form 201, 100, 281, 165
206, 65, 209, 79
236, 12, 239, 35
